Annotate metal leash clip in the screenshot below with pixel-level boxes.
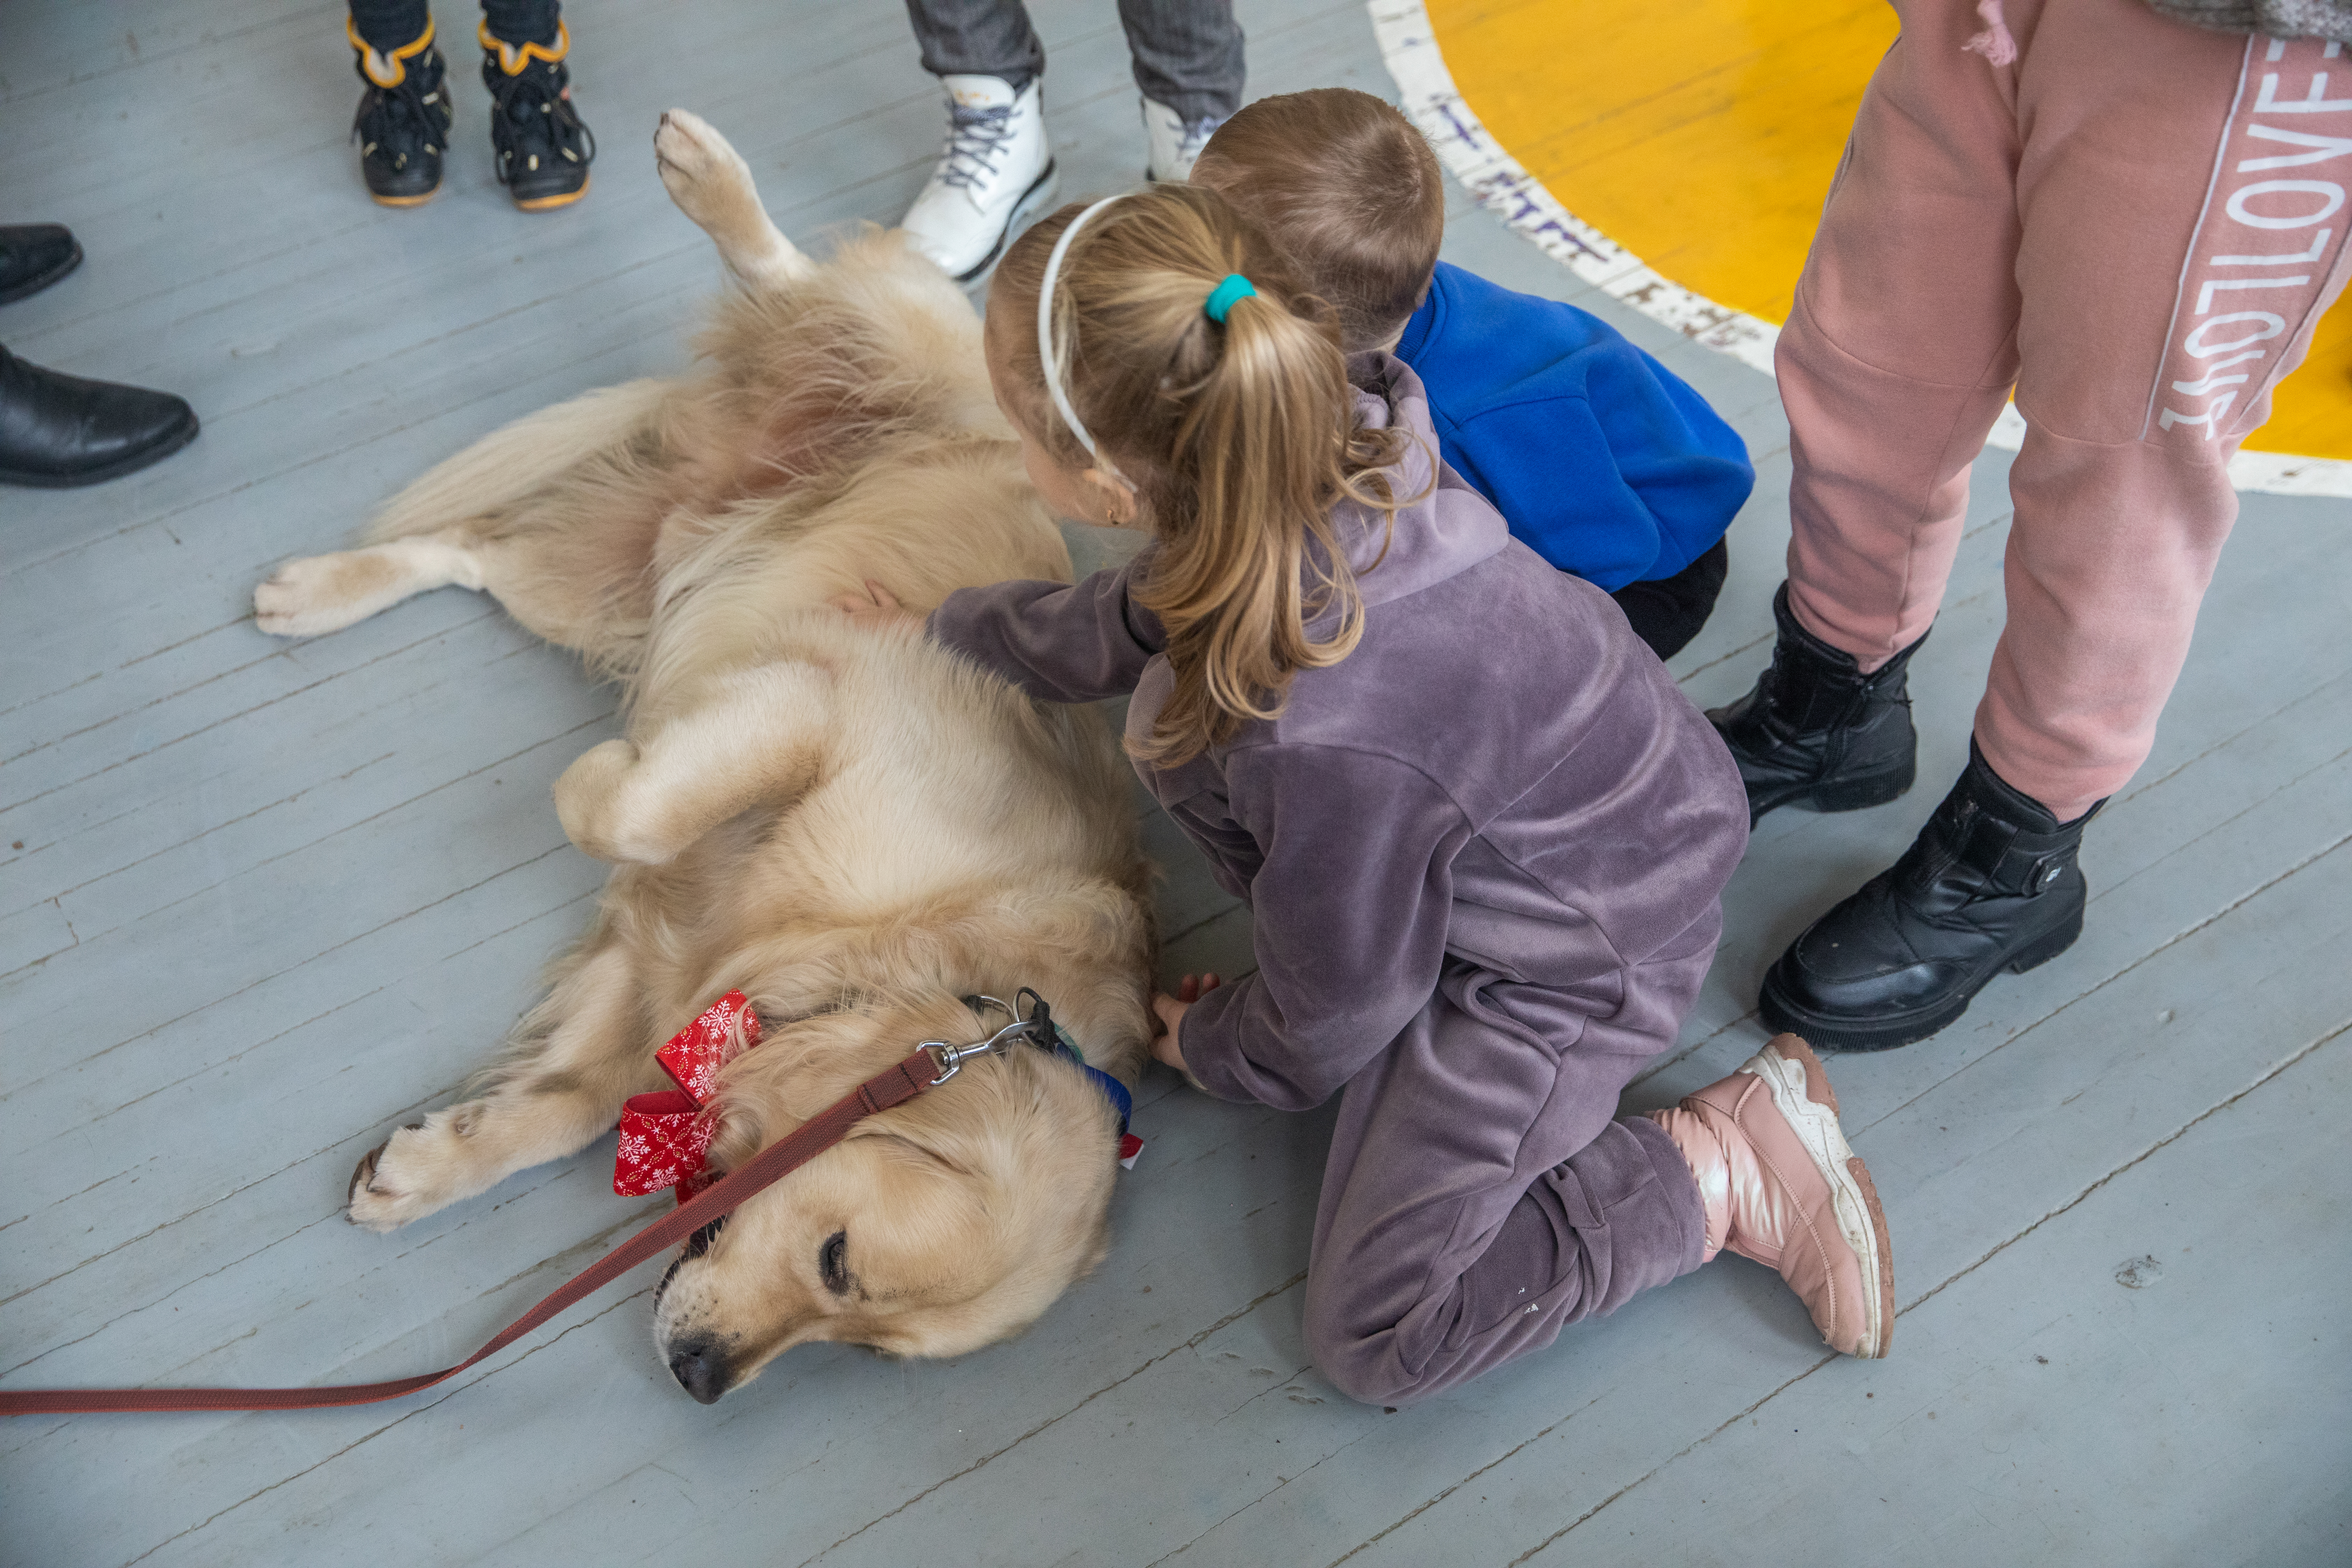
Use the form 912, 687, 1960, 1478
946, 989, 1140, 1167
918, 1002, 1035, 1086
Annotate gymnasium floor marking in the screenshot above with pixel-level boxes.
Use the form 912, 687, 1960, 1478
1372, 0, 2352, 498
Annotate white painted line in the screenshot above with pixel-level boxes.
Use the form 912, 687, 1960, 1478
1370, 0, 2352, 498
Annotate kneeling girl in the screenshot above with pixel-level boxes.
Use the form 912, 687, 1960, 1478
854, 184, 1895, 1402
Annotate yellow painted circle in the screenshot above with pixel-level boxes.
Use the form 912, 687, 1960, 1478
1427, 0, 2350, 461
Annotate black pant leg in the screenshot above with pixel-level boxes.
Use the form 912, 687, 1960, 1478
1609, 538, 1729, 661
348, 0, 431, 50
480, 0, 562, 47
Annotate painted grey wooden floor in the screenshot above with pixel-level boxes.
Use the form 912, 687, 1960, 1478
4, 3, 2349, 1564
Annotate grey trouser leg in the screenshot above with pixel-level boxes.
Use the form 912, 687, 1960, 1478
1301, 959, 1711, 1407
902, 0, 1045, 90
902, 0, 1243, 120
1117, 0, 1244, 121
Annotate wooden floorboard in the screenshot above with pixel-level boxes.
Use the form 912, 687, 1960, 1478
4, 1, 2349, 1564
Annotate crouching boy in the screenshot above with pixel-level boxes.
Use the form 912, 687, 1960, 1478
1191, 88, 1755, 659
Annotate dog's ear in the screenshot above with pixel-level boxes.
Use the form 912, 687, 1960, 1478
701, 1090, 780, 1177
846, 1126, 976, 1179
863, 1056, 1057, 1195
700, 1004, 936, 1170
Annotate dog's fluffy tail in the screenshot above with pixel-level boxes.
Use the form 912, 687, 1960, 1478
366, 377, 674, 545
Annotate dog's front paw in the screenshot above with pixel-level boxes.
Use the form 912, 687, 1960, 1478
654, 110, 761, 232
346, 1125, 443, 1231
553, 737, 648, 862
255, 551, 399, 638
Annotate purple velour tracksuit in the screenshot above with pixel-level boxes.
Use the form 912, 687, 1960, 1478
929, 355, 1751, 1405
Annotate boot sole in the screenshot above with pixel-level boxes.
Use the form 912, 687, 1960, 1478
0, 412, 200, 489
1749, 758, 1915, 826
1757, 905, 2084, 1052
947, 161, 1059, 285
514, 174, 590, 212
1743, 1035, 1894, 1357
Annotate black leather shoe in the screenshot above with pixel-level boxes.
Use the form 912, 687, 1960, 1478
0, 346, 199, 488
481, 22, 594, 211
349, 19, 454, 206
1759, 743, 2101, 1051
1708, 582, 1925, 826
0, 225, 83, 305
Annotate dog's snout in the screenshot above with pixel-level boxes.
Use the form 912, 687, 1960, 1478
668, 1338, 729, 1405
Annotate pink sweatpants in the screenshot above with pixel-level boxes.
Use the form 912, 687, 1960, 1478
1779, 0, 2352, 820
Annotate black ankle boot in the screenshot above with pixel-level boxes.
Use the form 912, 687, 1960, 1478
0, 345, 199, 488
481, 22, 594, 211
0, 225, 83, 305
1759, 743, 2101, 1051
1708, 583, 1924, 826
349, 19, 454, 206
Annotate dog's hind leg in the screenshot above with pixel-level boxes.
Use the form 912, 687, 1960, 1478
349, 927, 658, 1230
255, 378, 673, 640
365, 378, 674, 546
654, 110, 814, 291
252, 529, 494, 638
555, 662, 834, 864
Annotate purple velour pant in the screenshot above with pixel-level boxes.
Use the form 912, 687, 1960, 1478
1301, 953, 1712, 1407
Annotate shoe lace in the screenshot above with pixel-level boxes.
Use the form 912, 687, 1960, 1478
1174, 114, 1222, 166
352, 70, 446, 164
486, 61, 595, 173
937, 102, 1018, 192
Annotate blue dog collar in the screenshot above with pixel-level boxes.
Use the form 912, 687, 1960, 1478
964, 992, 1140, 1161
1044, 1019, 1133, 1136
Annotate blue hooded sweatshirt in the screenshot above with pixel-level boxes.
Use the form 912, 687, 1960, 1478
1393, 262, 1754, 593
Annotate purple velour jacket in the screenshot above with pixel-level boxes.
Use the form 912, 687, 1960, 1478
928, 354, 1750, 1111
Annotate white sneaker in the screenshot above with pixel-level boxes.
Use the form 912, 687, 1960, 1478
900, 75, 1057, 283
1142, 97, 1225, 182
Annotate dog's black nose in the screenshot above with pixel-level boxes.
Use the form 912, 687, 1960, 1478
667, 1339, 728, 1405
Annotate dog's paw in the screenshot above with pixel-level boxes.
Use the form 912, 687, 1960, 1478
553, 737, 651, 862
346, 1106, 495, 1229
346, 1125, 443, 1231
654, 110, 760, 232
255, 550, 400, 638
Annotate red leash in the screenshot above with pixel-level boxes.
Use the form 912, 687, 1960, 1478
0, 1049, 941, 1416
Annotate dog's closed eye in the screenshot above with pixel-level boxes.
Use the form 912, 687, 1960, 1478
820, 1229, 850, 1296
685, 1215, 727, 1259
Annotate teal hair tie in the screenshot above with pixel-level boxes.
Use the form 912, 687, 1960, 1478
1203, 273, 1257, 323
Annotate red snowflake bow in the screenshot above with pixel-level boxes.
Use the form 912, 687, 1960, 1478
613, 990, 760, 1203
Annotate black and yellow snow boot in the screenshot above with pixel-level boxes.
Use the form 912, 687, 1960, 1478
480, 20, 595, 211
349, 16, 454, 206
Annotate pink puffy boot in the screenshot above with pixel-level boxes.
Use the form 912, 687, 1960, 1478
1648, 1035, 1894, 1357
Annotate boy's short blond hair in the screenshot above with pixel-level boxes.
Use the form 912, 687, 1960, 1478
1191, 88, 1445, 354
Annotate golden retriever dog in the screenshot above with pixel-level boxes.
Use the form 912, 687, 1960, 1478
251, 110, 1154, 1404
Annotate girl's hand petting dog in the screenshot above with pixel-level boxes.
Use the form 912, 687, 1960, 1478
1150, 972, 1221, 1073
831, 579, 922, 631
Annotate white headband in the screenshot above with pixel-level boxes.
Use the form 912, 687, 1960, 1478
1036, 194, 1133, 481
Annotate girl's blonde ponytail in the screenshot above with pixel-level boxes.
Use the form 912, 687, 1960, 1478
992, 184, 1415, 765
